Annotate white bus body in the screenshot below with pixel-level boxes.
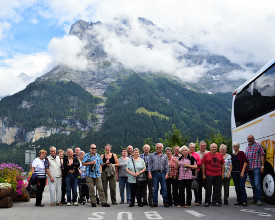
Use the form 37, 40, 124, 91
231, 58, 275, 204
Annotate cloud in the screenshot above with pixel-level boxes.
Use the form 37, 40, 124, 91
41, 0, 275, 66
0, 22, 11, 40
91, 18, 212, 82
48, 35, 92, 70
0, 52, 52, 96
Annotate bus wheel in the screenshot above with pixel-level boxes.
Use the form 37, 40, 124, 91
262, 168, 275, 204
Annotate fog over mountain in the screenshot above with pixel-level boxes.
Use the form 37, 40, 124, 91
40, 17, 259, 94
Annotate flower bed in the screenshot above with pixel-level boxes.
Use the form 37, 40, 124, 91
0, 163, 30, 206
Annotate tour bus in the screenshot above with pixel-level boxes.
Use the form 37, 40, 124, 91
231, 58, 275, 204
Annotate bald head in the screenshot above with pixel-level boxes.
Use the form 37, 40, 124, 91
247, 135, 255, 145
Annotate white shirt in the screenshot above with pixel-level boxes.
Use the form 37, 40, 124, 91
32, 158, 46, 178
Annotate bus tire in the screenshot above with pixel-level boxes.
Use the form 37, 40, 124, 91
262, 168, 275, 204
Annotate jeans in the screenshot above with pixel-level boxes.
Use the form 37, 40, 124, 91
48, 177, 62, 203
119, 176, 130, 203
65, 173, 78, 203
152, 171, 168, 204
129, 183, 143, 205
36, 178, 46, 206
178, 179, 192, 206
232, 172, 247, 203
248, 168, 262, 202
205, 175, 222, 204
166, 178, 179, 205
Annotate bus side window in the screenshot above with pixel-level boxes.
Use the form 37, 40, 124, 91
234, 64, 275, 127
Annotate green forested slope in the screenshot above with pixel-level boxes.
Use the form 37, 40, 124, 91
0, 74, 232, 169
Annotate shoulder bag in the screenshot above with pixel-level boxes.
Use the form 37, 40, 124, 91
132, 158, 146, 185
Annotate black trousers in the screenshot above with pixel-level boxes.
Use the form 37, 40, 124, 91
61, 176, 66, 203
205, 175, 222, 204
178, 179, 192, 206
197, 170, 204, 203
36, 178, 46, 205
166, 178, 179, 205
129, 183, 143, 205
142, 172, 153, 204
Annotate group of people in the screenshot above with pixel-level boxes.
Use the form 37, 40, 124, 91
31, 134, 265, 208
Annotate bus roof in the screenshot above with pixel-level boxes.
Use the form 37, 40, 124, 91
235, 58, 275, 95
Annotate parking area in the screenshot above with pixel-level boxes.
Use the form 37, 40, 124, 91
1, 185, 274, 220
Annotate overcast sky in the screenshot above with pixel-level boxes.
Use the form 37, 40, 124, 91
0, 0, 275, 97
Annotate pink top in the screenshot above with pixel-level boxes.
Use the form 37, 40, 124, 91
190, 152, 201, 171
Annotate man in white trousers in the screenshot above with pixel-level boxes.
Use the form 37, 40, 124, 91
46, 146, 63, 206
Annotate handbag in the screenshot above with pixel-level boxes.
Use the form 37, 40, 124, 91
132, 158, 146, 185
191, 179, 199, 190
26, 182, 38, 193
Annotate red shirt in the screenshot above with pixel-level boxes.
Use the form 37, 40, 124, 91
202, 152, 224, 176
167, 156, 178, 178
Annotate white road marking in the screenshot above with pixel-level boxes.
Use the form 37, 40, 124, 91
240, 209, 272, 217
185, 210, 205, 217
117, 212, 133, 220
88, 212, 105, 220
264, 208, 275, 212
144, 211, 163, 219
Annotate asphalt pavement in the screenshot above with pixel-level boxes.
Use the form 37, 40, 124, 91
1, 184, 274, 220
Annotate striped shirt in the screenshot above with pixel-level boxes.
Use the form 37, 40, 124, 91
148, 152, 169, 174
32, 158, 46, 179
245, 142, 265, 170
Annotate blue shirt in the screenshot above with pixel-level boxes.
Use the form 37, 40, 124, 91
148, 152, 169, 174
140, 153, 150, 170
82, 153, 103, 178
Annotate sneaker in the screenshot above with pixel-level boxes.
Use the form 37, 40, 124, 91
248, 199, 256, 204
91, 203, 96, 207
74, 202, 78, 206
50, 203, 55, 207
204, 203, 209, 207
177, 205, 182, 208
257, 201, 263, 206
242, 203, 247, 206
66, 202, 71, 206
151, 203, 158, 207
195, 203, 200, 206
56, 203, 63, 206
234, 202, 242, 206
184, 205, 191, 208
102, 203, 110, 207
